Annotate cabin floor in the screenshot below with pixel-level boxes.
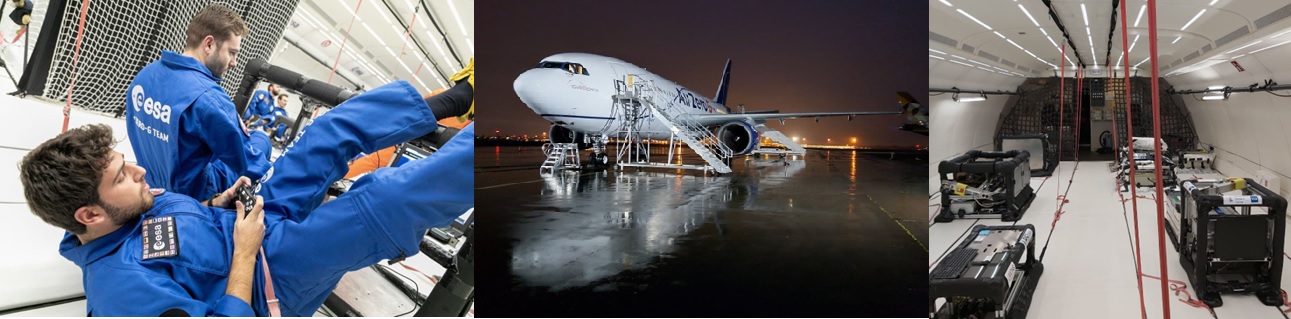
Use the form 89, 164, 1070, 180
929, 160, 1291, 319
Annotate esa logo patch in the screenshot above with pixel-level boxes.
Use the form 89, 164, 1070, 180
131, 85, 172, 124
141, 216, 179, 260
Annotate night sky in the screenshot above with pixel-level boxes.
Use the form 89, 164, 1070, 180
477, 0, 929, 148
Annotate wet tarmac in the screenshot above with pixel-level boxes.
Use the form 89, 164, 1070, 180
475, 146, 928, 317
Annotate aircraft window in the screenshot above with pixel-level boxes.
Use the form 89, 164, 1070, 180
537, 61, 565, 69
534, 61, 589, 75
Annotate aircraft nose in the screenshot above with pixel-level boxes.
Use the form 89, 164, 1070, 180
514, 69, 549, 113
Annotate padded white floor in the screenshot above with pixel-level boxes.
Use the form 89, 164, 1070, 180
930, 161, 1291, 319
0, 85, 457, 316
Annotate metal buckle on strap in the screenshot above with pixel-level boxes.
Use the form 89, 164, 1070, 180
260, 249, 281, 317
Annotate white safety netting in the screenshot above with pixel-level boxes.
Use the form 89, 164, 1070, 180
0, 0, 47, 83
42, 0, 299, 115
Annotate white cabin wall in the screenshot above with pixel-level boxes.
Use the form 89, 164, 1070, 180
1166, 41, 1291, 198
928, 61, 1027, 194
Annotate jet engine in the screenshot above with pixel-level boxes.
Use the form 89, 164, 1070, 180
549, 125, 591, 149
715, 122, 759, 155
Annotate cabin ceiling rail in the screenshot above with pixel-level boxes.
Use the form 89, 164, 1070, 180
1102, 0, 1121, 67
1042, 0, 1086, 67
1169, 79, 1291, 97
930, 87, 1020, 95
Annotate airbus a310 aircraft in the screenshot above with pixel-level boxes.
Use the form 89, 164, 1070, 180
513, 52, 928, 166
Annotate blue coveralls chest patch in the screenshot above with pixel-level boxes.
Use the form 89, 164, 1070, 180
141, 216, 179, 260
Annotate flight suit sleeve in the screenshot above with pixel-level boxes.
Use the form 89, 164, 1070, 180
259, 103, 277, 126
88, 266, 255, 317
243, 91, 260, 119
188, 91, 272, 180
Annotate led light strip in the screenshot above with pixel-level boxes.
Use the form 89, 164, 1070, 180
1081, 4, 1089, 27
1224, 41, 1262, 54
447, 0, 471, 37
1134, 5, 1146, 27
1181, 9, 1206, 31
1133, 58, 1150, 68
1248, 40, 1291, 54
426, 30, 460, 71
937, 49, 1028, 77
1019, 4, 1039, 27
300, 10, 390, 83
957, 9, 992, 30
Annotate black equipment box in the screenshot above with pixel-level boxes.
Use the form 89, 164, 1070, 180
930, 224, 1044, 319
996, 134, 1055, 177
936, 150, 1036, 222
1117, 151, 1179, 191
1171, 178, 1286, 307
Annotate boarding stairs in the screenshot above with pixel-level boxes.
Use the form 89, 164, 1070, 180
611, 75, 734, 173
751, 123, 805, 156
539, 143, 581, 174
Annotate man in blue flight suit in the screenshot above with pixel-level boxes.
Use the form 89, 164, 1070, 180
19, 69, 475, 316
266, 93, 291, 141
125, 4, 271, 203
243, 83, 281, 127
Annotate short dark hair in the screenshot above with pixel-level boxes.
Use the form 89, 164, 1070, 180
184, 4, 249, 49
19, 124, 117, 234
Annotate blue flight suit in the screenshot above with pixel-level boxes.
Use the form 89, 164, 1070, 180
126, 50, 272, 201
242, 89, 276, 123
270, 106, 290, 140
61, 81, 474, 316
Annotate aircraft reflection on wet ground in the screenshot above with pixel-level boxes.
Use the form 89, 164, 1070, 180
475, 146, 928, 317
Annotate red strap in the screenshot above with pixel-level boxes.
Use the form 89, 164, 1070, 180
260, 249, 281, 317
399, 262, 440, 284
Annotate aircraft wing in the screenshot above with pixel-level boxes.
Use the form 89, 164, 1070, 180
688, 111, 900, 127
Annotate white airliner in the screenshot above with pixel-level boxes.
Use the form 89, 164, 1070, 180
512, 52, 928, 164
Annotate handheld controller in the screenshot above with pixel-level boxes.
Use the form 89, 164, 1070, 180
236, 184, 256, 215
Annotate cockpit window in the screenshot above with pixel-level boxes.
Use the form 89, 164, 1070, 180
535, 61, 589, 75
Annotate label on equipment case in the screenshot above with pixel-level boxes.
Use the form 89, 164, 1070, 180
954, 183, 969, 195
1004, 263, 1019, 287
1222, 195, 1262, 205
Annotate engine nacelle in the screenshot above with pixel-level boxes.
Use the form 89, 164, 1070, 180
549, 125, 591, 149
715, 122, 759, 155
